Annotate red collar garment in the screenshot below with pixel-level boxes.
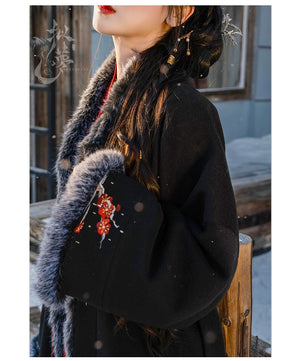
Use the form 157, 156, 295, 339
95, 62, 117, 121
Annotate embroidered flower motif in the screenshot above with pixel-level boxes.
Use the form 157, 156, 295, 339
97, 193, 113, 206
73, 177, 123, 249
98, 201, 114, 219
96, 219, 111, 235
96, 192, 122, 248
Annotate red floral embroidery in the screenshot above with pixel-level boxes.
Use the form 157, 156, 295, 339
95, 191, 122, 246
73, 184, 122, 249
97, 193, 113, 206
74, 221, 84, 233
98, 201, 114, 219
96, 218, 111, 235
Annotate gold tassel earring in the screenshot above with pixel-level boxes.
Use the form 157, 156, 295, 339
167, 29, 194, 65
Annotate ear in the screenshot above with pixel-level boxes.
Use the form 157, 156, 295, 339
166, 6, 195, 27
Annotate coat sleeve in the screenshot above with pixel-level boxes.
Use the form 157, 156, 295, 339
59, 89, 239, 329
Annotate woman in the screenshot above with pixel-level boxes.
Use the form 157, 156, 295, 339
31, 5, 239, 357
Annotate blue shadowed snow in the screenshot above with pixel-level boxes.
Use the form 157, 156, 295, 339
251, 250, 271, 344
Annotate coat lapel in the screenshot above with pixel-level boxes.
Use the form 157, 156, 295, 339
55, 50, 138, 200
77, 55, 138, 163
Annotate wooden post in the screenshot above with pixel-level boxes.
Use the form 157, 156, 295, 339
217, 233, 253, 357
56, 6, 92, 145
72, 6, 92, 108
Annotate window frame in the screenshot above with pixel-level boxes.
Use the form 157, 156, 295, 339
200, 6, 256, 102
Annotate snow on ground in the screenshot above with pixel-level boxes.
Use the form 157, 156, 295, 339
251, 250, 271, 345
226, 134, 271, 182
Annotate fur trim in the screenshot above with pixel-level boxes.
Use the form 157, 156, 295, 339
55, 50, 116, 200
77, 55, 138, 162
55, 50, 138, 201
48, 306, 66, 357
30, 333, 40, 357
35, 148, 125, 309
63, 296, 75, 357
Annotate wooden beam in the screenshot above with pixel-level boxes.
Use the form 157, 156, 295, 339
30, 217, 46, 263
233, 177, 271, 204
217, 233, 253, 357
55, 6, 73, 141
72, 6, 92, 108
30, 199, 55, 219
236, 198, 271, 217
250, 335, 271, 357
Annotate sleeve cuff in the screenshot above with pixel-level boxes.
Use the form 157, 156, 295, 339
59, 171, 164, 308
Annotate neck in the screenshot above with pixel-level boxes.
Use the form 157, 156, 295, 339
112, 26, 171, 79
113, 37, 138, 80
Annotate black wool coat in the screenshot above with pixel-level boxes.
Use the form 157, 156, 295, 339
32, 50, 239, 357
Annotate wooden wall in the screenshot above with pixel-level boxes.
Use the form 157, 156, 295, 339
30, 6, 91, 202
55, 6, 92, 140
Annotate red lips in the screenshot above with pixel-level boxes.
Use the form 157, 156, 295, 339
98, 5, 116, 15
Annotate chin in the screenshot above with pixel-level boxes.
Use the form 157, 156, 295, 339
93, 6, 118, 35
92, 18, 106, 34
92, 14, 116, 35
93, 23, 116, 36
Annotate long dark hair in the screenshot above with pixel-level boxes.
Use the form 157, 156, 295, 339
104, 6, 224, 356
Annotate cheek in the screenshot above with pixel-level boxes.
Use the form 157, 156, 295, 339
121, 6, 166, 34
136, 6, 166, 24
144, 6, 166, 21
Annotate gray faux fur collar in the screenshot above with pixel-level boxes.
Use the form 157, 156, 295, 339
55, 49, 138, 201
33, 50, 138, 357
